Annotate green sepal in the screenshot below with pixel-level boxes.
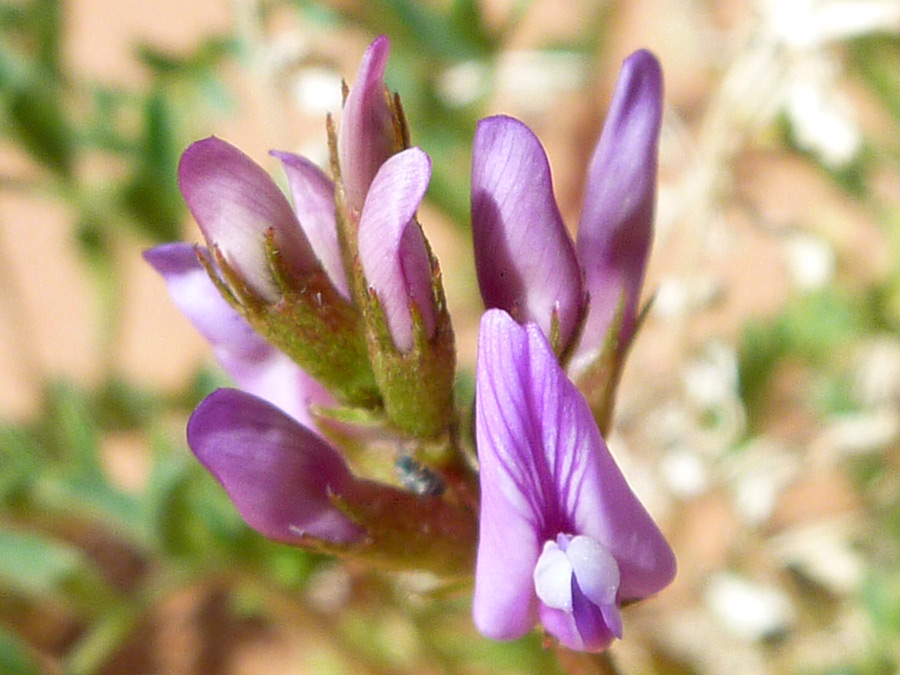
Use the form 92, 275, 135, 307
328, 114, 456, 439
310, 403, 387, 429
572, 291, 628, 436
358, 238, 457, 440
196, 238, 380, 407
388, 88, 412, 150
326, 479, 477, 578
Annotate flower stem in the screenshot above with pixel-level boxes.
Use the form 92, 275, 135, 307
432, 423, 479, 513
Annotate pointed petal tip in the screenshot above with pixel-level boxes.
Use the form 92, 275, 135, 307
357, 35, 391, 82
268, 149, 349, 298
349, 33, 391, 104
268, 149, 327, 173
142, 242, 198, 276
268, 148, 293, 164
338, 35, 396, 211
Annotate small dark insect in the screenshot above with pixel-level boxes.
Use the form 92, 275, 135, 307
395, 455, 445, 497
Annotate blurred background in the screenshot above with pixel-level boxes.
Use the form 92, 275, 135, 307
2, 0, 900, 672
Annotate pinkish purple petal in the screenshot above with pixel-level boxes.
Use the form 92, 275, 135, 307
539, 586, 617, 652
574, 50, 663, 369
143, 243, 268, 359
474, 309, 675, 649
178, 137, 319, 301
187, 388, 364, 544
338, 35, 395, 213
143, 243, 334, 428
471, 116, 584, 348
473, 310, 544, 640
271, 151, 349, 298
217, 350, 335, 433
357, 147, 435, 351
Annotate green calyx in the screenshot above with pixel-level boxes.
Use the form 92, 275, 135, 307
280, 478, 476, 579
333, 478, 477, 578
197, 238, 380, 407
572, 291, 654, 436
358, 239, 457, 440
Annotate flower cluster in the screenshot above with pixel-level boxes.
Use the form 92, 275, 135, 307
147, 35, 674, 653
472, 49, 664, 433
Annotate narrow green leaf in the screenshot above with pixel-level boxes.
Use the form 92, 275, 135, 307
0, 528, 83, 597
0, 424, 40, 502
42, 381, 101, 479
93, 377, 161, 431
448, 0, 493, 53
0, 626, 44, 675
64, 604, 139, 675
7, 77, 73, 176
121, 91, 183, 242
135, 36, 236, 77
32, 0, 62, 77
371, 0, 491, 60
0, 527, 115, 611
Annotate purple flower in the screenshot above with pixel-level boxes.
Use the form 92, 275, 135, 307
178, 136, 329, 302
357, 147, 436, 351
473, 309, 675, 652
187, 388, 364, 544
338, 35, 397, 214
187, 388, 479, 572
471, 50, 663, 366
143, 243, 334, 430
173, 133, 381, 405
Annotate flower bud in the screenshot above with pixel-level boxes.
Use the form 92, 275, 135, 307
573, 49, 663, 373
189, 389, 476, 575
358, 147, 436, 351
143, 243, 335, 432
337, 35, 399, 214
356, 148, 455, 438
471, 115, 585, 355
177, 136, 377, 406
178, 136, 319, 302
